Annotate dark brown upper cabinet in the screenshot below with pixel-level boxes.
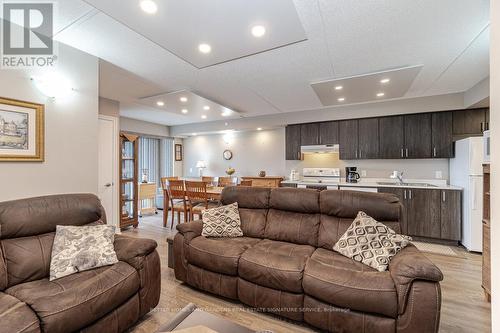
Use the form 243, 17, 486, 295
432, 112, 454, 158
358, 118, 379, 159
379, 116, 405, 159
404, 113, 432, 158
300, 123, 320, 146
285, 124, 302, 160
319, 121, 339, 145
339, 120, 358, 160
453, 108, 489, 138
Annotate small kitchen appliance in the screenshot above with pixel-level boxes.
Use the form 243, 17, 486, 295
345, 167, 360, 183
297, 168, 341, 190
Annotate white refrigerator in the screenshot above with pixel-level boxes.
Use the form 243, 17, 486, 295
450, 137, 483, 252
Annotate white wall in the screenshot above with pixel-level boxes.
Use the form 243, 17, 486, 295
120, 116, 170, 137
0, 43, 99, 201
490, 0, 499, 329
99, 97, 120, 117
183, 128, 449, 181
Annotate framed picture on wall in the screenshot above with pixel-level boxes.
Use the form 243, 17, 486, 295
175, 143, 182, 161
0, 97, 44, 162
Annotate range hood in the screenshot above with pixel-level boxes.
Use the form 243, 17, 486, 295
301, 144, 339, 154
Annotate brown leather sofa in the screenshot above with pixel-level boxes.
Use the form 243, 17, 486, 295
0, 194, 161, 333
174, 187, 444, 333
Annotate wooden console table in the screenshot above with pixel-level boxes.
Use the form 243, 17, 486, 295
241, 176, 284, 188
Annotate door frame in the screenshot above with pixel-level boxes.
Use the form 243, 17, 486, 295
98, 115, 120, 229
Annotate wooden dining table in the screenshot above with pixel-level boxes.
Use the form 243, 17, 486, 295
162, 186, 225, 227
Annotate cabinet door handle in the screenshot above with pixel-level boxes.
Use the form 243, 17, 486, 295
297, 151, 301, 159
408, 190, 412, 200
401, 148, 404, 158
405, 148, 409, 158
481, 122, 484, 132
404, 190, 407, 200
355, 149, 358, 159
433, 147, 437, 157
442, 191, 446, 202
359, 149, 361, 159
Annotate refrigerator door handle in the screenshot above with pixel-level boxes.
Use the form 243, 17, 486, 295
471, 178, 477, 210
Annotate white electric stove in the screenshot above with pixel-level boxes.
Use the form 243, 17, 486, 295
296, 168, 341, 190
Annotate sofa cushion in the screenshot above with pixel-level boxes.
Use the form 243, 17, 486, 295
265, 209, 320, 246
201, 203, 243, 238
238, 208, 267, 238
0, 292, 40, 333
188, 236, 260, 275
6, 261, 140, 333
303, 248, 398, 318
269, 187, 319, 214
238, 239, 315, 293
221, 186, 271, 209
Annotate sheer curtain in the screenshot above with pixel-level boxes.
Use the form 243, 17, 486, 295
138, 136, 174, 187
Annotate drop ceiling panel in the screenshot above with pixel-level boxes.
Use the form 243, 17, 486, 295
139, 90, 240, 123
83, 0, 307, 68
311, 66, 422, 106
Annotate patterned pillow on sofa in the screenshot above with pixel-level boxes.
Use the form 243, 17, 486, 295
333, 211, 412, 272
201, 202, 243, 238
49, 225, 118, 280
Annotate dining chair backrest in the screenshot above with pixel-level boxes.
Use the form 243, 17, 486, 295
239, 180, 253, 186
160, 177, 179, 191
185, 181, 208, 204
218, 177, 233, 187
167, 180, 186, 201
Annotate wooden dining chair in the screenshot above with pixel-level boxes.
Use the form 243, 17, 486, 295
239, 180, 253, 186
185, 181, 219, 221
166, 180, 190, 229
218, 176, 234, 187
160, 176, 181, 227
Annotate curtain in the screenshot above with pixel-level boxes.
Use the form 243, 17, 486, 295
138, 136, 174, 187
161, 137, 174, 178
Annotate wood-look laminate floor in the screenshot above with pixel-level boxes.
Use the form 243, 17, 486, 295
124, 212, 491, 333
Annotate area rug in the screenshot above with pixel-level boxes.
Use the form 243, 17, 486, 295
411, 241, 462, 257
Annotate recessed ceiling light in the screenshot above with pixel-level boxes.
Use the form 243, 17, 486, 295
181, 109, 188, 114
376, 92, 385, 97
198, 43, 211, 54
334, 85, 343, 90
139, 0, 157, 14
337, 97, 345, 102
257, 127, 263, 131
179, 96, 187, 102
221, 111, 231, 117
203, 105, 210, 111
380, 78, 390, 84
251, 25, 266, 38
156, 101, 164, 106
224, 122, 228, 126
201, 115, 207, 119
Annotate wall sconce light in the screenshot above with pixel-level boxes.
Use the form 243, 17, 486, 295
31, 72, 74, 100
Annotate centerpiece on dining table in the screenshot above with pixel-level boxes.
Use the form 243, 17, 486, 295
225, 167, 235, 176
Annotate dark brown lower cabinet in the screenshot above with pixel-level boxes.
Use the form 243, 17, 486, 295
378, 187, 461, 241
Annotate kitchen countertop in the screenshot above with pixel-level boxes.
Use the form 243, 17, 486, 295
282, 178, 462, 190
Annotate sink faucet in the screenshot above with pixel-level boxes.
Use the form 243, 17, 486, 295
390, 171, 405, 185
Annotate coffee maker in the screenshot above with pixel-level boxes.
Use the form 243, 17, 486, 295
345, 167, 360, 183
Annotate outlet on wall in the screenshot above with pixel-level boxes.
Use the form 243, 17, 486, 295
435, 171, 442, 179
361, 170, 367, 177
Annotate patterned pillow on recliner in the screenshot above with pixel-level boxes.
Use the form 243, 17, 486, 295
201, 202, 243, 238
333, 211, 412, 272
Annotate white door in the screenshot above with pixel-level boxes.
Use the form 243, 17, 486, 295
98, 116, 119, 228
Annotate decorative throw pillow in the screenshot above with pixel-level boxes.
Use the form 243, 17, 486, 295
49, 225, 118, 281
201, 202, 243, 238
333, 211, 412, 272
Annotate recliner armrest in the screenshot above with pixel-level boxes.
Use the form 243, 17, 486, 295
389, 244, 443, 314
114, 234, 158, 269
176, 221, 203, 242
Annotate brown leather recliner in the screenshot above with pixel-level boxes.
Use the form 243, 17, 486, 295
174, 187, 443, 333
0, 194, 161, 333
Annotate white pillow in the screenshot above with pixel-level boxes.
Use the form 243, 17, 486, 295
201, 202, 243, 238
49, 225, 118, 281
333, 211, 412, 272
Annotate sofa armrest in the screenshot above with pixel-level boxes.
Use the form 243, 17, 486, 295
114, 234, 158, 270
176, 221, 203, 243
389, 244, 443, 314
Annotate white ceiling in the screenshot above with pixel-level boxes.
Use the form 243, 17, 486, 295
49, 0, 489, 126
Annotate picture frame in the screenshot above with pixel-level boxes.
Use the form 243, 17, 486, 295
0, 97, 44, 162
175, 143, 183, 161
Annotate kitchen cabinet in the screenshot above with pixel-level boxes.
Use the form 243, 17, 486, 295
379, 116, 405, 159
432, 112, 454, 158
358, 118, 379, 159
440, 190, 461, 240
300, 123, 320, 146
319, 121, 339, 145
404, 114, 432, 158
377, 187, 408, 234
453, 108, 489, 138
338, 120, 358, 160
285, 124, 302, 160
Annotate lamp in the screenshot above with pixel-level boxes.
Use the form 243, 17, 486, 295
196, 160, 207, 177
31, 72, 73, 100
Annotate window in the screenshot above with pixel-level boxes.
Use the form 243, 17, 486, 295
138, 136, 174, 187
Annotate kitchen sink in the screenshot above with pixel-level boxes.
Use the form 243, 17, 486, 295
376, 182, 437, 187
